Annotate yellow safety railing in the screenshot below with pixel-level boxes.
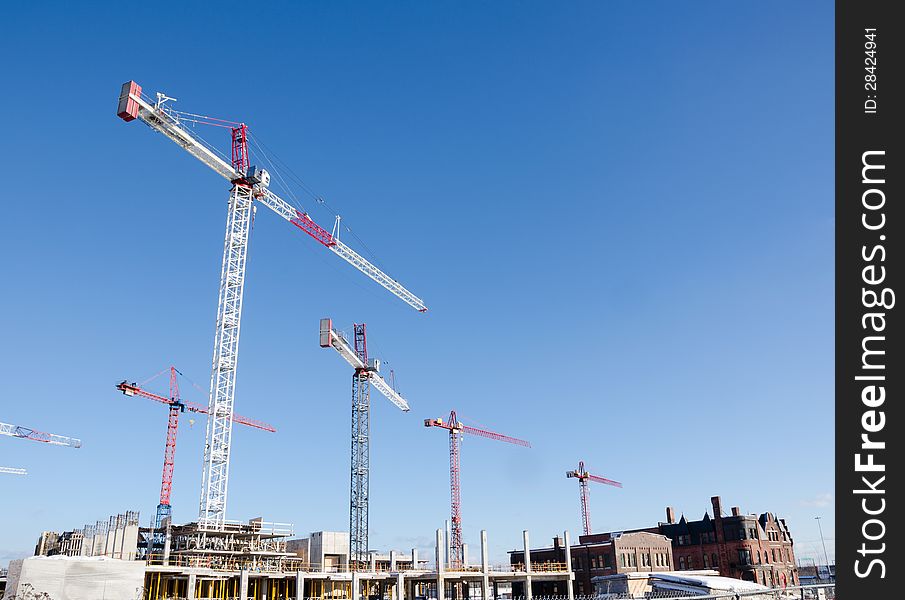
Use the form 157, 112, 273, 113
506, 562, 570, 573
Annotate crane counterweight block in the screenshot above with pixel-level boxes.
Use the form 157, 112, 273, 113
117, 81, 142, 122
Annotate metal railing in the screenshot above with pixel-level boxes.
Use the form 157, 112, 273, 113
507, 562, 571, 573
145, 553, 311, 573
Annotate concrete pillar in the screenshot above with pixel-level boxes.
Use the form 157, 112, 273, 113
480, 531, 490, 600
412, 548, 418, 571
296, 571, 306, 600
262, 575, 269, 600
445, 520, 452, 567
187, 573, 197, 600
436, 528, 446, 600
462, 544, 469, 568
396, 573, 405, 600
353, 572, 362, 600
391, 550, 398, 572
523, 531, 532, 600
370, 552, 378, 572
162, 530, 172, 566
563, 531, 574, 600
240, 570, 250, 600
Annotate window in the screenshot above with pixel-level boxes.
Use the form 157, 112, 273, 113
605, 553, 614, 568
677, 534, 691, 546
749, 527, 757, 540
679, 557, 686, 569
738, 549, 752, 565
621, 553, 627, 568
686, 556, 694, 569
700, 531, 715, 543
712, 553, 718, 567
703, 554, 709, 568
772, 548, 779, 562
738, 528, 746, 540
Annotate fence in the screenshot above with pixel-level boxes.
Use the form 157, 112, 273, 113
512, 586, 835, 600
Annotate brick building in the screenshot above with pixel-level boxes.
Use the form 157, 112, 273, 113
653, 496, 798, 587
509, 531, 673, 596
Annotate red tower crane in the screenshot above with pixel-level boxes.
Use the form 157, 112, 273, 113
424, 411, 530, 568
566, 460, 622, 536
116, 367, 275, 548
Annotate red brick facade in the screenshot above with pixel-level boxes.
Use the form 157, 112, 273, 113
657, 496, 798, 587
510, 532, 673, 596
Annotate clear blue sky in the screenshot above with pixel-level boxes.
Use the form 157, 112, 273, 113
0, 1, 833, 567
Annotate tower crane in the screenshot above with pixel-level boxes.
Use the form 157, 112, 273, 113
117, 81, 426, 529
319, 318, 410, 569
566, 460, 622, 536
424, 411, 530, 568
1, 421, 81, 476
116, 367, 275, 549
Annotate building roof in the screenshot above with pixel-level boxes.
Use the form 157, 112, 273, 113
650, 572, 769, 593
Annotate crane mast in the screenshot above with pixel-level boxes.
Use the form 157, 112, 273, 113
424, 411, 529, 568
320, 318, 410, 569
118, 81, 426, 529
566, 460, 622, 535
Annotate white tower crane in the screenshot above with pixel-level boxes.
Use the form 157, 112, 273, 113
1, 421, 82, 475
116, 81, 427, 529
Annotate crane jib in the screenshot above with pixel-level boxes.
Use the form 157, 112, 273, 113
290, 211, 336, 247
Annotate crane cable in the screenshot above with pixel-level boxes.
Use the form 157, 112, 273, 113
246, 131, 388, 271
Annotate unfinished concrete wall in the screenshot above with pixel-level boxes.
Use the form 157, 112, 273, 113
2, 556, 145, 600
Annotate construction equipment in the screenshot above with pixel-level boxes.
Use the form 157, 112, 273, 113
117, 81, 426, 529
1, 421, 81, 475
116, 367, 275, 549
566, 460, 622, 536
320, 318, 410, 569
424, 411, 530, 568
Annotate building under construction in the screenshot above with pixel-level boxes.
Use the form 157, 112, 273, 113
137, 527, 573, 600
34, 511, 141, 561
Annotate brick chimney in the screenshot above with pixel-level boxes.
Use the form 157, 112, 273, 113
731, 506, 741, 516
711, 496, 723, 517
666, 506, 676, 524
553, 536, 563, 549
